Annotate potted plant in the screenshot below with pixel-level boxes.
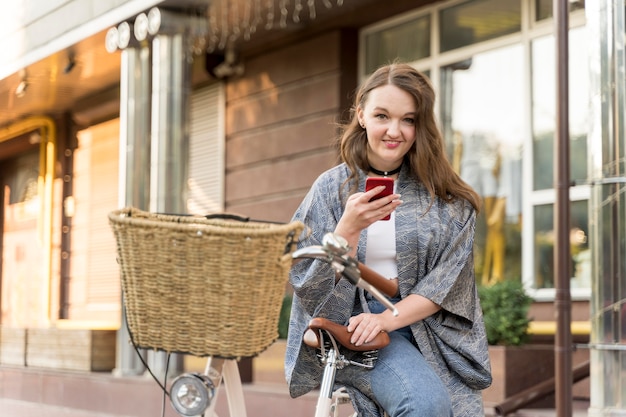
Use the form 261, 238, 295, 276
478, 280, 555, 408
478, 279, 532, 346
278, 293, 292, 339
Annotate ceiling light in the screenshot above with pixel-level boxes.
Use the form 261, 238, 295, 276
117, 22, 132, 49
105, 27, 119, 53
15, 80, 28, 97
134, 13, 149, 41
147, 8, 162, 35
63, 56, 76, 74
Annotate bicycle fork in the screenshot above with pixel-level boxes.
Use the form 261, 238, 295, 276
169, 357, 247, 417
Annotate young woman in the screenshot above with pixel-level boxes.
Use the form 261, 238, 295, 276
285, 63, 492, 417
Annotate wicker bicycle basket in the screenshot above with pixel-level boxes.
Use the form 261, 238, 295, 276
108, 207, 304, 358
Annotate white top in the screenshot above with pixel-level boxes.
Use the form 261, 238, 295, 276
365, 211, 398, 279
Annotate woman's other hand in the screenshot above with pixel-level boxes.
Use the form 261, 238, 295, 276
347, 312, 388, 347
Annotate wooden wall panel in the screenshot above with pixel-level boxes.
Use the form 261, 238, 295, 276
227, 150, 337, 222
226, 73, 342, 134
224, 30, 357, 223
227, 32, 342, 101
227, 151, 338, 201
226, 113, 338, 169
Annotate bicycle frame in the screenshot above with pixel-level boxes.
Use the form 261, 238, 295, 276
168, 232, 397, 417
307, 321, 387, 417
293, 233, 397, 417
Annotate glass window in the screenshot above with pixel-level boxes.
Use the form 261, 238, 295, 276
363, 0, 591, 295
530, 26, 590, 292
533, 200, 589, 289
531, 27, 589, 191
364, 15, 430, 74
4, 150, 39, 205
440, 45, 524, 285
535, 0, 586, 21
439, 0, 521, 52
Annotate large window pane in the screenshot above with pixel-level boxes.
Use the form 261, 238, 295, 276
531, 27, 589, 190
439, 0, 521, 52
364, 15, 430, 74
535, 0, 586, 21
533, 200, 590, 289
440, 45, 524, 286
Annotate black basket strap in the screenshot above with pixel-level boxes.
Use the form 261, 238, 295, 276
204, 213, 251, 222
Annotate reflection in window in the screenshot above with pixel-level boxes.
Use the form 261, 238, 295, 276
533, 200, 589, 289
531, 27, 589, 191
364, 15, 430, 74
6, 151, 39, 205
535, 0, 586, 21
440, 45, 524, 286
439, 0, 521, 52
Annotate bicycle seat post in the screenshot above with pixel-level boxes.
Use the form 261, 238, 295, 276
316, 338, 340, 417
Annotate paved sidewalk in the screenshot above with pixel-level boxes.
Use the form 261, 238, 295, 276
229, 341, 591, 417
0, 343, 590, 417
212, 382, 590, 417
485, 403, 589, 417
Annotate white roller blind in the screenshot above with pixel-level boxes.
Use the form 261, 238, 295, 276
73, 118, 121, 318
187, 82, 225, 214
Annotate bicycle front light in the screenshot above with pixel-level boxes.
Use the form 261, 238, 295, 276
170, 373, 215, 417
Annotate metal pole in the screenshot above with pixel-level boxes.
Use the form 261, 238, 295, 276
149, 30, 190, 213
107, 21, 152, 377
554, 0, 573, 416
145, 7, 206, 378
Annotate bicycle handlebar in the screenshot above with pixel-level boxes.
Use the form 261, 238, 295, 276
292, 233, 399, 317
356, 262, 399, 299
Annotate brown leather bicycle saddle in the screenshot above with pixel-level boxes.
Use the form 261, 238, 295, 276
303, 317, 390, 352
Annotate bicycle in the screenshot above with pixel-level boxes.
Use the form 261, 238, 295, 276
167, 232, 399, 417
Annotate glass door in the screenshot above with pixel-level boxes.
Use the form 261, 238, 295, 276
1, 149, 47, 327
440, 44, 525, 286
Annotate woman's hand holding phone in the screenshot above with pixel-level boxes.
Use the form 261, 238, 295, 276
334, 178, 401, 252
365, 177, 397, 221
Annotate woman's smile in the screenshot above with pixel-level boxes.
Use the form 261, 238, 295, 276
383, 140, 402, 149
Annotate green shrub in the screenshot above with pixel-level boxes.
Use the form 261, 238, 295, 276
478, 280, 533, 346
278, 293, 292, 339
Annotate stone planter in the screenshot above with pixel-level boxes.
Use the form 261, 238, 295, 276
483, 344, 555, 409
26, 327, 116, 371
0, 327, 27, 366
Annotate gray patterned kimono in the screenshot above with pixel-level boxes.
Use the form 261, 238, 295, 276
285, 163, 492, 417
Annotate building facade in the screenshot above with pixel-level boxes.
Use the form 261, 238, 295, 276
0, 0, 624, 416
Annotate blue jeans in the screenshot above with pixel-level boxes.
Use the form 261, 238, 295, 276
367, 299, 453, 417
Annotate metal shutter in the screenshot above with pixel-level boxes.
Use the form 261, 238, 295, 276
187, 82, 225, 214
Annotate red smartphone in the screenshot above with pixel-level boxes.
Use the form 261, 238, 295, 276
365, 177, 395, 220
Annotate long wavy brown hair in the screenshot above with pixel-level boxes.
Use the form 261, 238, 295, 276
339, 63, 481, 212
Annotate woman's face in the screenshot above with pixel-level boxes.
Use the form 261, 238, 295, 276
357, 84, 417, 172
